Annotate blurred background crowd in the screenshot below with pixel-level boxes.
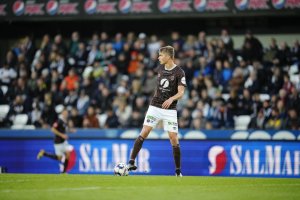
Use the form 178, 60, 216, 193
0, 30, 300, 130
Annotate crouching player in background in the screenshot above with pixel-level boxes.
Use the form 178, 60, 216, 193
37, 108, 76, 173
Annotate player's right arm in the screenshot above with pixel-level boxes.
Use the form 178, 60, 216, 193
51, 122, 68, 140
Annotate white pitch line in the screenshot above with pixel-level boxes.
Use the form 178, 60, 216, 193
0, 179, 34, 183
247, 183, 300, 187
0, 186, 109, 193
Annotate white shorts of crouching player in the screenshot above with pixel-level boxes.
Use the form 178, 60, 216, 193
54, 141, 74, 157
143, 105, 178, 133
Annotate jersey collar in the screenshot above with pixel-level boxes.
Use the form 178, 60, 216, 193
164, 64, 177, 71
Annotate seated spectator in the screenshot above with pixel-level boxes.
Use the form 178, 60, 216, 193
265, 108, 283, 130
291, 40, 300, 62
262, 100, 272, 121
0, 63, 17, 86
70, 107, 83, 128
74, 42, 88, 72
116, 101, 132, 127
126, 110, 143, 128
220, 29, 234, 52
191, 117, 206, 130
7, 95, 27, 124
60, 68, 79, 92
287, 88, 300, 112
250, 109, 266, 129
92, 84, 113, 112
112, 33, 124, 54
204, 77, 217, 99
147, 35, 161, 57
41, 93, 57, 128
132, 96, 147, 116
221, 60, 233, 91
284, 109, 300, 130
276, 42, 292, 66
268, 66, 284, 95
242, 30, 263, 62
244, 70, 259, 93
69, 31, 80, 57
179, 108, 192, 128
29, 99, 42, 128
142, 70, 156, 96
264, 38, 278, 64
240, 89, 253, 115
64, 90, 78, 109
282, 74, 294, 95
211, 100, 233, 129
76, 90, 90, 116
104, 108, 119, 128
83, 106, 100, 128
213, 59, 223, 86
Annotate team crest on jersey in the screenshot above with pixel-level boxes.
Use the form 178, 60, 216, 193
181, 77, 186, 85
158, 73, 161, 78
170, 76, 175, 81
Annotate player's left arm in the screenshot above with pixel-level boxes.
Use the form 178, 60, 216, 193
162, 85, 185, 109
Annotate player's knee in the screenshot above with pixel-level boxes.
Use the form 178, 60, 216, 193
140, 126, 152, 138
65, 152, 70, 159
169, 133, 178, 144
171, 139, 178, 145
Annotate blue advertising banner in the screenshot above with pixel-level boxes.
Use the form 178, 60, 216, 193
0, 129, 299, 140
0, 139, 299, 177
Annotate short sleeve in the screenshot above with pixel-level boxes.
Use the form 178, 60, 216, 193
52, 120, 62, 129
52, 121, 58, 128
177, 69, 187, 87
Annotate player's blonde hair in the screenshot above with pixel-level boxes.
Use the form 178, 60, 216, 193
159, 46, 175, 60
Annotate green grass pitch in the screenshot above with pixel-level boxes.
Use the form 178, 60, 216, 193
0, 174, 299, 200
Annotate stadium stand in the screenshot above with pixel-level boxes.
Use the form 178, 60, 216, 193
0, 30, 299, 131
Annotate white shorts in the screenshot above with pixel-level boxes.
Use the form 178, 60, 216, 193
54, 141, 73, 157
143, 105, 178, 133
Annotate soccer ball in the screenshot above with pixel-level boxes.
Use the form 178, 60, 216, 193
114, 162, 129, 176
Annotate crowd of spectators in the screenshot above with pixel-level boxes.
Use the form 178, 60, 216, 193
0, 29, 300, 130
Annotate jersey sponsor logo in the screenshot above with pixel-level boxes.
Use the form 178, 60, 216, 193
160, 78, 169, 88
